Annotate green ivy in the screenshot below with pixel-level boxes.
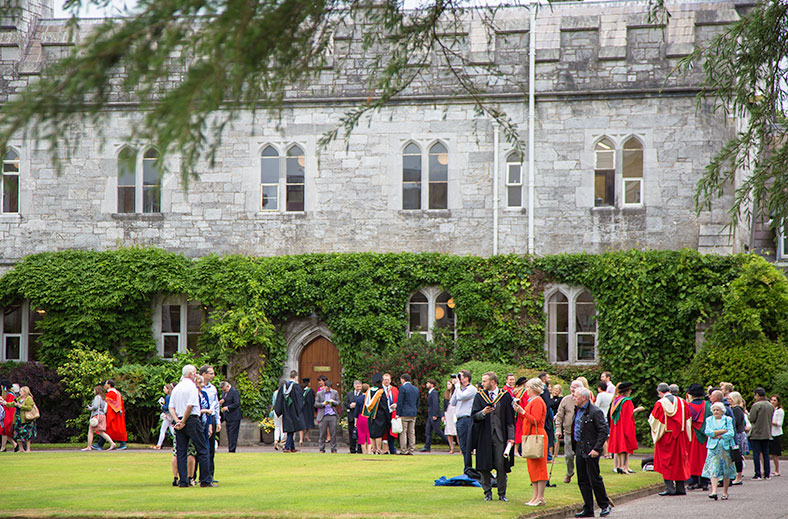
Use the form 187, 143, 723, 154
4, 246, 788, 435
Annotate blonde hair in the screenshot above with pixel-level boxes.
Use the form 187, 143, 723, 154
729, 391, 745, 408
720, 382, 734, 394
576, 376, 590, 390
526, 378, 544, 394
19, 386, 31, 397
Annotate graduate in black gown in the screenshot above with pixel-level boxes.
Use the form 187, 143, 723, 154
470, 372, 516, 501
300, 378, 315, 446
274, 370, 304, 452
363, 373, 390, 455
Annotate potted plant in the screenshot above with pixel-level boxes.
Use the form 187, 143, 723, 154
259, 417, 275, 444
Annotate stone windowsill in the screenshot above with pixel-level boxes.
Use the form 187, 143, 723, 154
398, 209, 452, 218
503, 207, 527, 215
111, 213, 165, 221
621, 205, 646, 215
254, 211, 307, 219
590, 205, 646, 215
0, 213, 22, 222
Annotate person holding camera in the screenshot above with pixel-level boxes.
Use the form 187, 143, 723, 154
450, 370, 477, 473
82, 385, 115, 451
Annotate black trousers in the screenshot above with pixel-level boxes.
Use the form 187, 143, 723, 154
576, 452, 610, 512
480, 436, 508, 498
200, 427, 217, 481
175, 416, 210, 486
424, 417, 448, 449
347, 418, 358, 453
226, 419, 241, 453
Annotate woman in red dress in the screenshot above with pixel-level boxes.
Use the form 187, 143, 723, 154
0, 382, 18, 452
607, 382, 644, 474
514, 378, 548, 507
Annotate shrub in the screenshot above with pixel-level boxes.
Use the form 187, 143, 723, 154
0, 361, 81, 442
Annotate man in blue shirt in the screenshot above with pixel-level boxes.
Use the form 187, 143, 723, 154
572, 387, 610, 517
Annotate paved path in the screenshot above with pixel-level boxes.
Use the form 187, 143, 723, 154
567, 475, 788, 519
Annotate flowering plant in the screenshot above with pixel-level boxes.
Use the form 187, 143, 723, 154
258, 417, 275, 433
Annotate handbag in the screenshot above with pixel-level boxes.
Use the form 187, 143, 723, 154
24, 400, 40, 421
391, 417, 403, 434
89, 416, 99, 428
730, 444, 742, 464
522, 415, 545, 459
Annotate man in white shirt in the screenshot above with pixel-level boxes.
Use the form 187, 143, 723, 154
450, 369, 477, 473
169, 364, 215, 488
601, 372, 615, 394
199, 364, 221, 484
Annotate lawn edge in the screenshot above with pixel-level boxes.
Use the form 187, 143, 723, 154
517, 482, 664, 519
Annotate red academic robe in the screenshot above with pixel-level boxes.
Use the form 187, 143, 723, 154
687, 399, 711, 477
608, 397, 638, 454
512, 388, 529, 443
105, 388, 128, 442
385, 385, 399, 439
648, 396, 691, 481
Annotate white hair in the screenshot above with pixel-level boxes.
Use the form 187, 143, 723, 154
575, 387, 592, 401
710, 402, 726, 414
526, 377, 544, 393
570, 379, 584, 388
182, 364, 197, 378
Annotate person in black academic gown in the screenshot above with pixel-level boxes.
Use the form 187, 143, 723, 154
274, 371, 304, 452
300, 378, 315, 447
470, 372, 516, 501
366, 373, 391, 455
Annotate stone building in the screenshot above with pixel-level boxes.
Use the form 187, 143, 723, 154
0, 0, 760, 370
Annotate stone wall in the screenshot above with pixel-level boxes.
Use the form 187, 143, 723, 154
0, 0, 753, 262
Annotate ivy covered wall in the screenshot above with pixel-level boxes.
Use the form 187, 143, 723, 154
1, 247, 786, 436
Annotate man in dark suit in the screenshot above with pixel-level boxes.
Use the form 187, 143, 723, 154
274, 370, 305, 453
571, 386, 611, 518
344, 379, 363, 453
219, 380, 242, 453
421, 379, 448, 452
397, 374, 420, 455
471, 372, 515, 502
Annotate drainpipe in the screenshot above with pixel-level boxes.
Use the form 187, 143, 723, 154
493, 123, 500, 256
527, 1, 536, 255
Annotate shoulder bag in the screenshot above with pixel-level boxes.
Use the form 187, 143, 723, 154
24, 399, 40, 421
522, 414, 545, 459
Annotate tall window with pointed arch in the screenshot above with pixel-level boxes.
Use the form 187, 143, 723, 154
117, 147, 161, 213
622, 137, 643, 206
506, 151, 523, 208
2, 149, 19, 213
408, 287, 455, 340
546, 287, 597, 363
594, 138, 615, 207
286, 145, 305, 212
260, 145, 279, 211
429, 142, 448, 209
402, 142, 422, 210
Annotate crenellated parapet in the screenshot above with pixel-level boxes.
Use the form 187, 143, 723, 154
0, 0, 755, 103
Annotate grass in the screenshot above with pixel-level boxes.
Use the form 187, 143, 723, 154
1, 449, 661, 518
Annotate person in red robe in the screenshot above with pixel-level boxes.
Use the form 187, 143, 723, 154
648, 382, 691, 496
103, 379, 128, 450
607, 382, 644, 474
512, 377, 530, 456
685, 383, 711, 491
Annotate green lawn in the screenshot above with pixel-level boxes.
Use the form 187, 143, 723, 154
1, 450, 661, 518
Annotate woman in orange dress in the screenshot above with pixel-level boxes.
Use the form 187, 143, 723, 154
514, 378, 548, 507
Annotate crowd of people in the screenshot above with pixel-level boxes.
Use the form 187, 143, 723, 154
0, 381, 38, 452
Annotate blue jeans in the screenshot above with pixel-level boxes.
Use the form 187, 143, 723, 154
751, 438, 771, 478
456, 416, 472, 472
284, 431, 295, 451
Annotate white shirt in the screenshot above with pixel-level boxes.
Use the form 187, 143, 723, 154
450, 383, 477, 418
772, 408, 785, 437
170, 377, 200, 419
203, 381, 221, 425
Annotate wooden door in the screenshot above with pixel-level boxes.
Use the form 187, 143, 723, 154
299, 337, 342, 396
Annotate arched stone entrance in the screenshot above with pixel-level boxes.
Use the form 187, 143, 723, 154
282, 316, 340, 393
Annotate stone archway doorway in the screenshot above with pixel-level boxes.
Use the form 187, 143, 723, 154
299, 336, 342, 396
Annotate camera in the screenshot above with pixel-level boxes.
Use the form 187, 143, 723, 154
451, 373, 459, 379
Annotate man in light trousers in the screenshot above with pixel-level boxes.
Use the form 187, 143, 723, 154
315, 380, 340, 453
555, 380, 583, 483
